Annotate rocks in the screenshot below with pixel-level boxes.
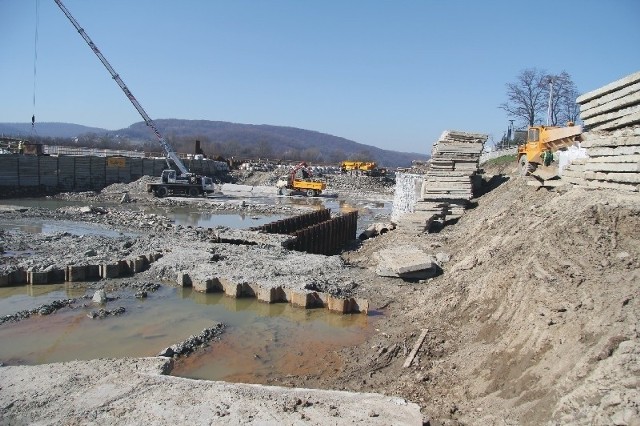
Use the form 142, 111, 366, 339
0, 298, 77, 325
87, 307, 126, 319
157, 323, 225, 358
92, 289, 107, 304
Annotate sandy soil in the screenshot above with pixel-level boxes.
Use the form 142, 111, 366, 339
1, 168, 639, 425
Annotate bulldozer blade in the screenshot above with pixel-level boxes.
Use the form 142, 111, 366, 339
531, 165, 559, 181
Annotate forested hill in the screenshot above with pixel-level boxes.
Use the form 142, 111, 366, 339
0, 119, 429, 167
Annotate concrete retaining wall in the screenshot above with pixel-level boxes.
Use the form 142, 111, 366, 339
182, 272, 368, 314
0, 155, 228, 194
0, 252, 162, 286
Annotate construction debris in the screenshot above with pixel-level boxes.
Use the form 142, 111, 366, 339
577, 71, 640, 131
393, 131, 487, 233
562, 71, 640, 192
403, 329, 429, 368
374, 245, 438, 279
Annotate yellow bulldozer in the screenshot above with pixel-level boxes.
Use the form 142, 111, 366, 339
517, 123, 583, 178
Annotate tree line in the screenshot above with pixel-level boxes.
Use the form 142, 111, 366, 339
23, 133, 375, 165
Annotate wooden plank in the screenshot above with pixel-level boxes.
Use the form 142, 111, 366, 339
403, 329, 429, 368
577, 71, 640, 105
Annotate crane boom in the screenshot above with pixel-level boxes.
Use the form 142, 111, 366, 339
53, 0, 189, 176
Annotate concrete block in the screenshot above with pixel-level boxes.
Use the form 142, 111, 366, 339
580, 81, 640, 113
100, 263, 121, 279
193, 277, 223, 293
240, 282, 258, 297
221, 278, 242, 297
256, 286, 287, 303
350, 298, 369, 314
66, 265, 86, 282
577, 71, 640, 104
28, 271, 49, 285
129, 256, 146, 273
177, 272, 192, 287
0, 274, 10, 287
589, 111, 640, 131
584, 162, 640, 173
581, 91, 640, 120
375, 245, 438, 278
47, 269, 66, 283
307, 292, 324, 308
11, 270, 28, 285
86, 265, 100, 279
327, 295, 349, 313
290, 290, 312, 308
118, 260, 131, 275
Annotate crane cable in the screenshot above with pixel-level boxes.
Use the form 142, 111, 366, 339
31, 0, 40, 133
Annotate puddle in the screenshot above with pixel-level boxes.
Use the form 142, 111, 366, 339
0, 220, 138, 237
166, 209, 287, 229
0, 284, 86, 316
0, 285, 373, 383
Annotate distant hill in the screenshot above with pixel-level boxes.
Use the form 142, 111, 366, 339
0, 122, 108, 138
0, 119, 429, 167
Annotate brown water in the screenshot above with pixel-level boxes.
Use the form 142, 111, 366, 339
0, 285, 374, 383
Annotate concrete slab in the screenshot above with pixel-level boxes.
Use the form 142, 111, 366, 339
0, 357, 424, 425
375, 245, 437, 279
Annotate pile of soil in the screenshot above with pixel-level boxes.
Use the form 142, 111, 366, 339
311, 174, 640, 424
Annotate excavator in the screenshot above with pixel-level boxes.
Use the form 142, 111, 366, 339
517, 123, 583, 179
54, 0, 215, 198
276, 162, 326, 197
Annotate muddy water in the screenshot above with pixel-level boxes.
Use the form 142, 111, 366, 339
0, 285, 373, 383
166, 208, 286, 229
0, 219, 138, 237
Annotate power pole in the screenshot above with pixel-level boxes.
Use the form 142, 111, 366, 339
546, 78, 554, 126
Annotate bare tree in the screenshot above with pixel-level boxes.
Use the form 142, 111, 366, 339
500, 68, 549, 127
502, 68, 581, 128
545, 71, 580, 126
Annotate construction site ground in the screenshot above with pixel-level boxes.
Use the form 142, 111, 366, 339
1, 165, 639, 425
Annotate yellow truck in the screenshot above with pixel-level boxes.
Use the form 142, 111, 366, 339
276, 162, 327, 197
340, 161, 385, 176
517, 123, 583, 176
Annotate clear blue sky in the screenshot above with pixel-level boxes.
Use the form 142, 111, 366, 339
2, 0, 639, 154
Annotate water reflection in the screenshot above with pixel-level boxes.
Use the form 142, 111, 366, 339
0, 285, 373, 383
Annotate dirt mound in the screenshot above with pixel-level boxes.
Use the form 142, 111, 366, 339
334, 174, 640, 424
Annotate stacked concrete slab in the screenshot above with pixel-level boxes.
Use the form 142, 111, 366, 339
393, 131, 487, 233
562, 71, 640, 192
416, 130, 487, 219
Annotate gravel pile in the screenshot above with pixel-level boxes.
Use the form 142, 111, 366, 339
325, 174, 396, 194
